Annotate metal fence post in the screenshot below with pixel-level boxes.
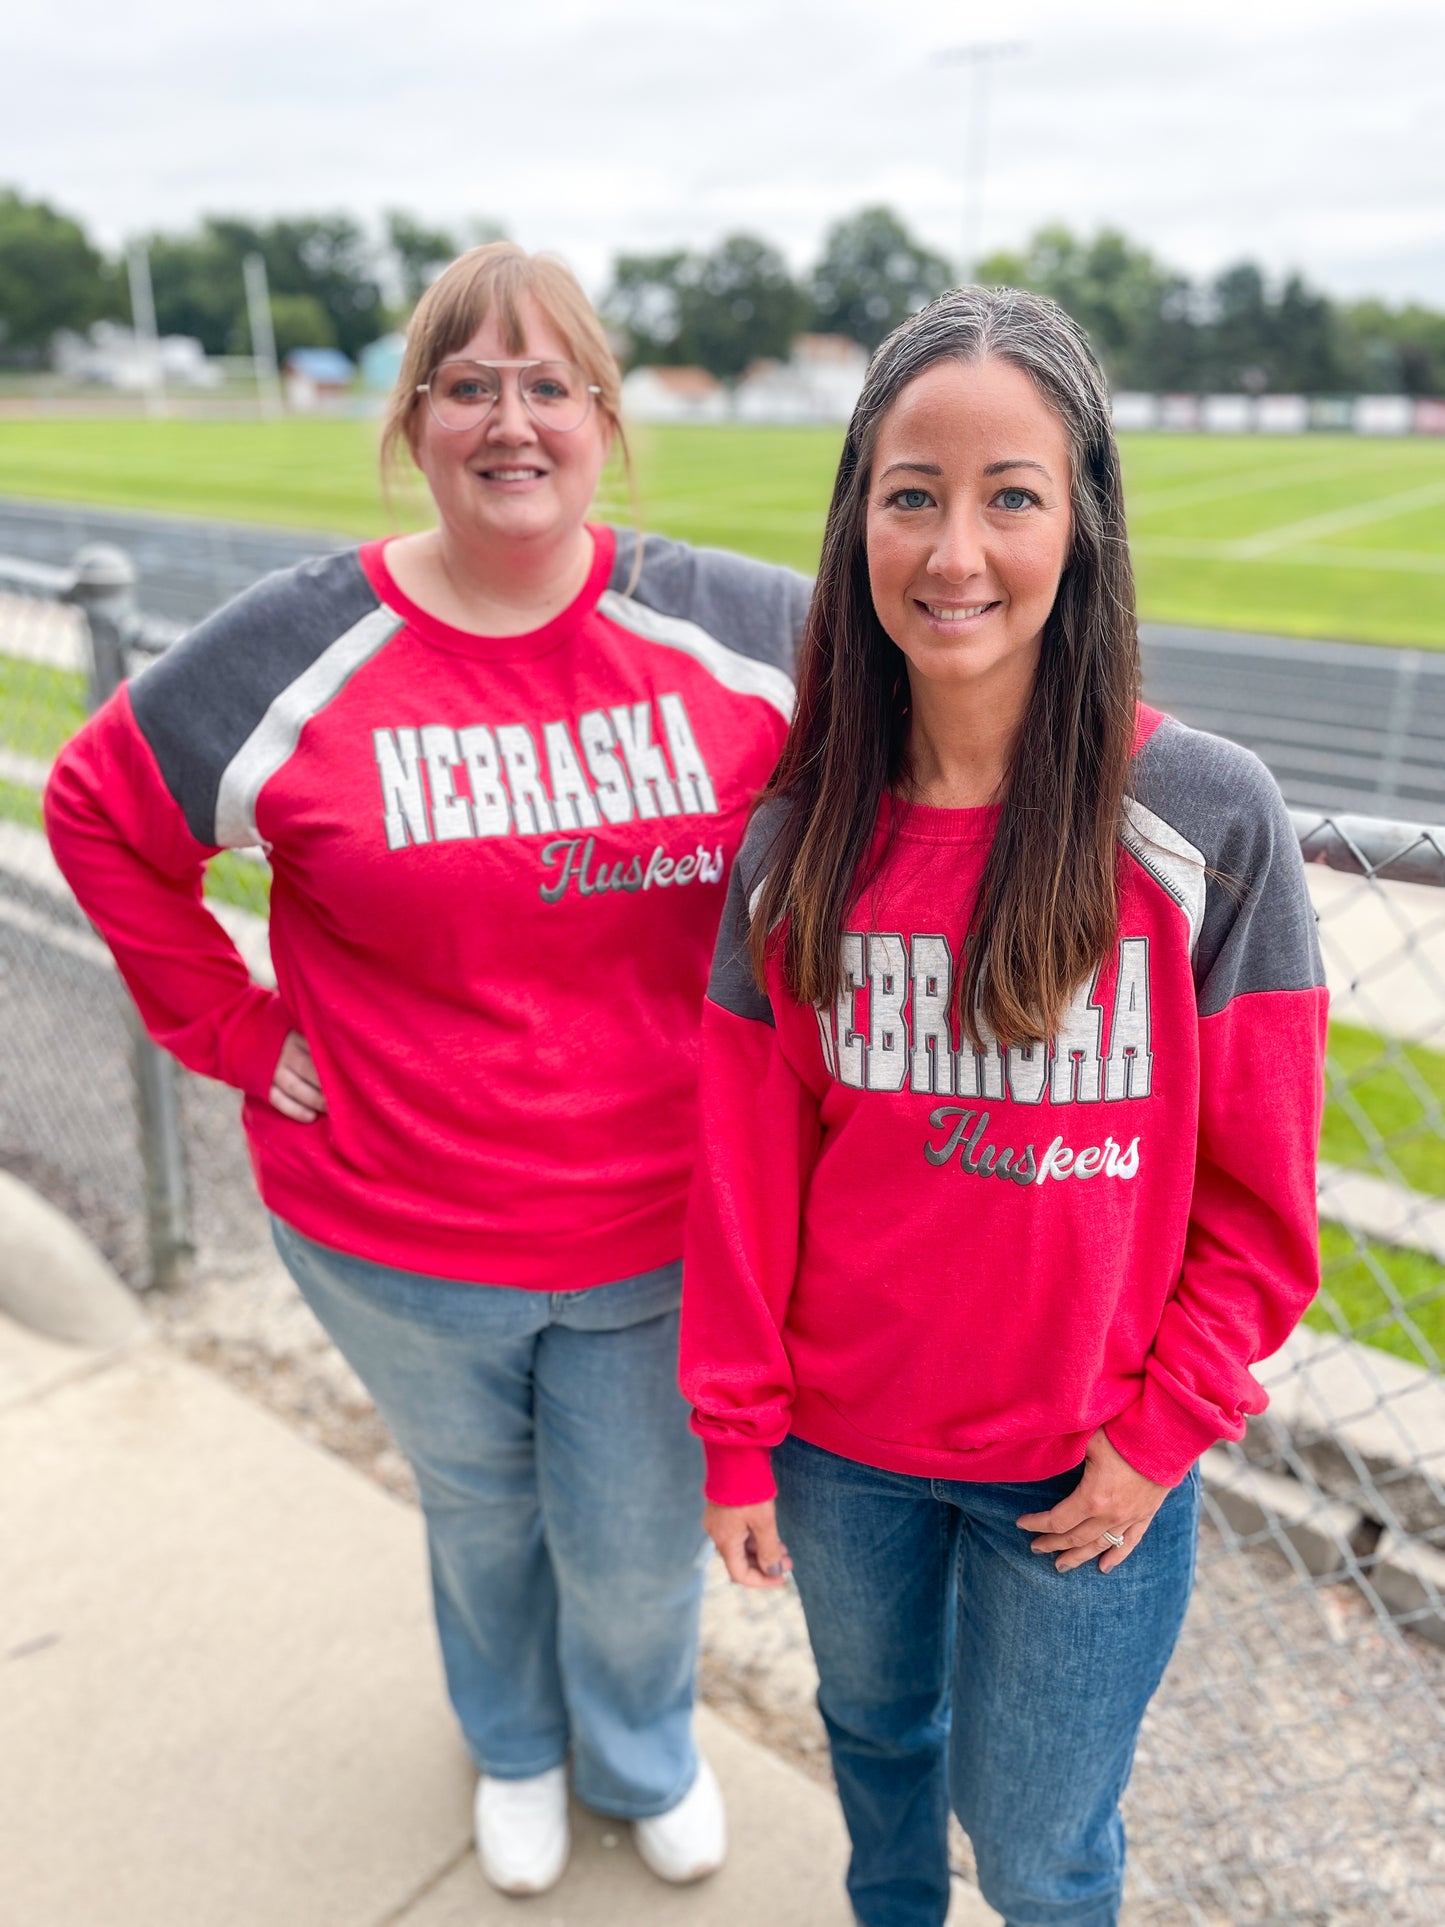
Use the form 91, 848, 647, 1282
68, 544, 195, 1290
70, 543, 133, 708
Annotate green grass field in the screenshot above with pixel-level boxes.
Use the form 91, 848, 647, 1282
1312, 1020, 1445, 1369
1322, 1022, 1445, 1198
1, 416, 1442, 646
1311, 1225, 1445, 1372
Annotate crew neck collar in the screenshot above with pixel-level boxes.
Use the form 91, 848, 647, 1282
360, 523, 616, 661
882, 791, 1003, 845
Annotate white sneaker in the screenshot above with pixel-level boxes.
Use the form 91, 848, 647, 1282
633, 1757, 727, 1883
474, 1765, 570, 1895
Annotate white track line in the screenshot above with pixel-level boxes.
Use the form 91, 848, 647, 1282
1127, 451, 1403, 518
1284, 545, 1445, 577
1131, 535, 1445, 575
1230, 480, 1445, 558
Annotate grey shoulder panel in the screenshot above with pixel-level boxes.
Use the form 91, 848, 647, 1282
735, 794, 793, 900
128, 550, 389, 846
1129, 715, 1324, 1015
705, 798, 794, 1026
609, 528, 810, 680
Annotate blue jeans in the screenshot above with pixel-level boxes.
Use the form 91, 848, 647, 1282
773, 1436, 1200, 1927
271, 1218, 706, 1819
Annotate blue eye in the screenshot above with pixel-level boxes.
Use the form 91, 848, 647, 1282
893, 488, 932, 510
995, 487, 1034, 511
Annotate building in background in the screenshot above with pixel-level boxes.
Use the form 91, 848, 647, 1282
359, 333, 407, 393
733, 334, 868, 424
283, 347, 356, 411
622, 334, 868, 426
51, 321, 219, 390
620, 365, 729, 423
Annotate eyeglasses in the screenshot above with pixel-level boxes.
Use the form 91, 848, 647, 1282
417, 358, 602, 434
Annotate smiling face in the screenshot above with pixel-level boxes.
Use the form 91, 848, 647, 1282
864, 355, 1074, 714
408, 296, 613, 558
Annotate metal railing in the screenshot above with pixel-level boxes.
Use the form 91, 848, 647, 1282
2, 538, 1443, 1921
0, 545, 191, 1287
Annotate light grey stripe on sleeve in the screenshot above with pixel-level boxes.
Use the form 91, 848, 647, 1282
214, 605, 403, 847
1120, 796, 1207, 955
597, 589, 796, 722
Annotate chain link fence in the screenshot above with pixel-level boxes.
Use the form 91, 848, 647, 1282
0, 551, 196, 1287
2, 531, 1443, 1921
1125, 811, 1445, 1924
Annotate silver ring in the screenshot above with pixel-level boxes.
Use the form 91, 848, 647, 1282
1100, 1530, 1125, 1549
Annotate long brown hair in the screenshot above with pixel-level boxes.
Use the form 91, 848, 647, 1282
750, 285, 1140, 1047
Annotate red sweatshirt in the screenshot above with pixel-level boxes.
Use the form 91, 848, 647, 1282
45, 525, 806, 1287
681, 707, 1328, 1499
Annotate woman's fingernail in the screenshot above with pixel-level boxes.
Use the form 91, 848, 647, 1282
765, 1561, 784, 1577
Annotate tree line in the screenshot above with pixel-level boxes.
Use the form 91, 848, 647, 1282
607, 214, 1445, 397
0, 193, 490, 364
2, 186, 1442, 397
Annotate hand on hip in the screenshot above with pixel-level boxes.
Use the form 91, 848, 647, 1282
270, 1030, 327, 1123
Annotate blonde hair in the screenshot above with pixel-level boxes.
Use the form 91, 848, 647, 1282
380, 242, 637, 557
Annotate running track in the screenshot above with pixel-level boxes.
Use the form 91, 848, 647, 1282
2, 497, 1443, 825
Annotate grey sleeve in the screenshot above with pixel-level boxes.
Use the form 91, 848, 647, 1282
705, 798, 794, 1025
128, 550, 380, 845
610, 528, 811, 678
1131, 717, 1325, 1016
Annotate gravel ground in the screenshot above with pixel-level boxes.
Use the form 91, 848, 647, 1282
5, 921, 1444, 1924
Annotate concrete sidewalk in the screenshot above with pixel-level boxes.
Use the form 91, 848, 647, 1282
0, 1310, 994, 1926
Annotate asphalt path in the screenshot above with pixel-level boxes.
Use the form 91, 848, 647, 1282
3, 495, 1442, 825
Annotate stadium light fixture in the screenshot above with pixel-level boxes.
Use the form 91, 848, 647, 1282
936, 41, 1029, 287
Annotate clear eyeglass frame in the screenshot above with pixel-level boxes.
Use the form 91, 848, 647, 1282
416, 357, 603, 434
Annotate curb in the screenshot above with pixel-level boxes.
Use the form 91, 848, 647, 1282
0, 1171, 145, 1348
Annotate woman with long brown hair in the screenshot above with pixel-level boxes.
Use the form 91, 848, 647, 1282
47, 241, 807, 1898
681, 286, 1326, 1925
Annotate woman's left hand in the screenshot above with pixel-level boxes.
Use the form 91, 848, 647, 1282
1016, 1428, 1171, 1573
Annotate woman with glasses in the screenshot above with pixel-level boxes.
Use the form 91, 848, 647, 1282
46, 242, 806, 1898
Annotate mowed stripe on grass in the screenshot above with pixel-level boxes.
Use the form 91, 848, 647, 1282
0, 419, 1442, 646
1229, 478, 1445, 556
1121, 432, 1445, 643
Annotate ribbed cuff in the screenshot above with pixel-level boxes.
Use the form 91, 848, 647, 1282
1105, 1374, 1230, 1488
702, 1439, 777, 1507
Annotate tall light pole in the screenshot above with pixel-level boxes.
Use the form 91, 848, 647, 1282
244, 252, 284, 421
126, 243, 167, 419
937, 42, 1027, 287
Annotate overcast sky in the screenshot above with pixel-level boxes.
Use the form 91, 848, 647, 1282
14, 0, 1445, 305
